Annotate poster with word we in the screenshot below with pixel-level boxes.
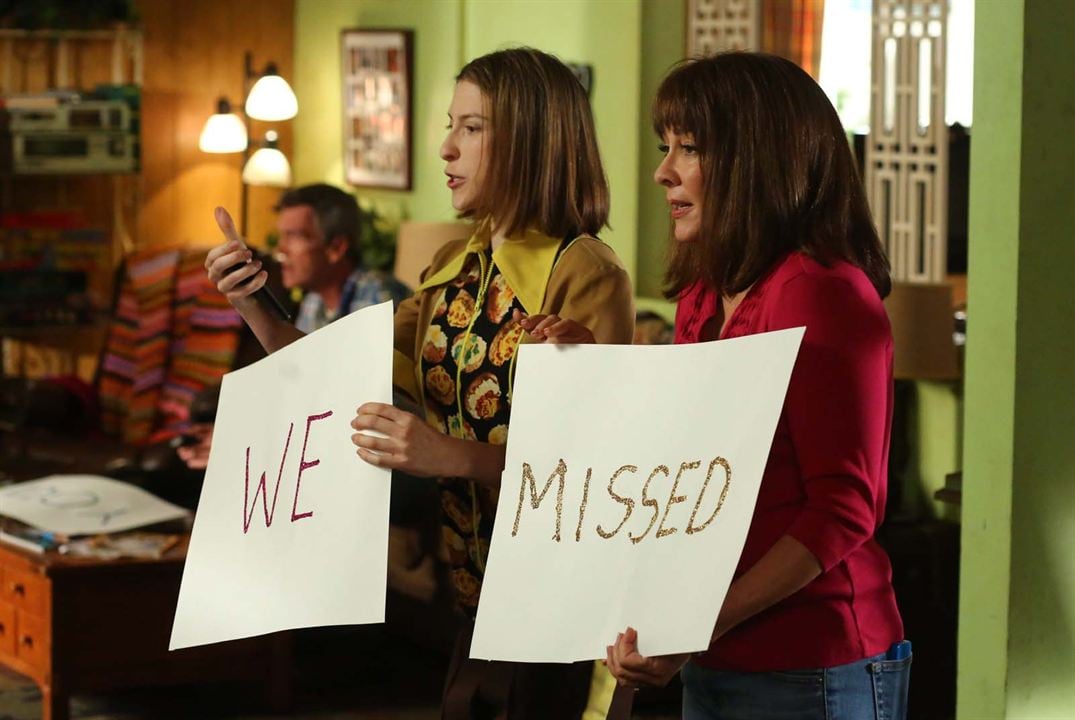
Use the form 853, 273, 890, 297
170, 302, 393, 650
471, 328, 804, 662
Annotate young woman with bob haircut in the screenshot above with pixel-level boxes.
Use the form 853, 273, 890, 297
602, 52, 910, 720
204, 47, 634, 719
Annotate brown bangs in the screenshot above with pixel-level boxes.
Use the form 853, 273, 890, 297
456, 48, 609, 240
652, 61, 710, 142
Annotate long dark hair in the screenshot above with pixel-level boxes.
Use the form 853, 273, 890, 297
457, 47, 609, 239
654, 52, 890, 299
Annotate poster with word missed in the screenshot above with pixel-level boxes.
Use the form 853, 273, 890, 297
0, 475, 188, 535
471, 328, 804, 663
170, 302, 393, 650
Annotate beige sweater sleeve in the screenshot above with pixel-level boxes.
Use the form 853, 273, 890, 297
391, 238, 470, 401
541, 238, 636, 345
392, 291, 422, 401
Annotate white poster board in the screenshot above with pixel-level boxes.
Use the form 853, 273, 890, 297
170, 302, 393, 650
471, 328, 804, 663
0, 475, 188, 535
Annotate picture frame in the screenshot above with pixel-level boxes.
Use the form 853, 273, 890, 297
566, 63, 594, 96
340, 29, 413, 190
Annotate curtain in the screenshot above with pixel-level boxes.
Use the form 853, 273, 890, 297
761, 0, 826, 79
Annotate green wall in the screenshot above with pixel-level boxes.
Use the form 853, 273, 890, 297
1003, 0, 1075, 713
958, 0, 1023, 712
636, 0, 684, 300
294, 0, 668, 285
293, 0, 462, 226
908, 381, 962, 521
958, 0, 1075, 716
462, 0, 642, 277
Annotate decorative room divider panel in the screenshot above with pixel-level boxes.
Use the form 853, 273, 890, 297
866, 0, 949, 283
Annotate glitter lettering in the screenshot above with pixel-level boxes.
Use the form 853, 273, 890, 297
513, 459, 567, 541
595, 465, 638, 539
509, 455, 732, 543
686, 457, 732, 534
655, 460, 699, 539
575, 466, 592, 542
629, 465, 668, 544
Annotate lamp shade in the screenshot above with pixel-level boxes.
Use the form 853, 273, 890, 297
245, 72, 298, 121
242, 147, 291, 186
242, 131, 291, 186
884, 281, 961, 380
199, 99, 248, 153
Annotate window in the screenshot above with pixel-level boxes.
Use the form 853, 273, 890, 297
818, 0, 973, 133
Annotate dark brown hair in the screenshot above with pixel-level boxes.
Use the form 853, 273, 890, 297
276, 183, 362, 266
654, 52, 890, 299
456, 47, 609, 239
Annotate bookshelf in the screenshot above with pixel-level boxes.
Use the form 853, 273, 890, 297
0, 26, 143, 381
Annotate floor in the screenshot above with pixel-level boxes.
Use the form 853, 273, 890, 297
0, 626, 444, 720
0, 624, 681, 720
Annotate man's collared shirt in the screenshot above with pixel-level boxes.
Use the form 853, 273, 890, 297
295, 267, 411, 333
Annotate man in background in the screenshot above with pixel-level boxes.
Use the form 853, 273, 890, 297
177, 183, 440, 603
180, 185, 445, 634
178, 182, 410, 469
281, 183, 410, 335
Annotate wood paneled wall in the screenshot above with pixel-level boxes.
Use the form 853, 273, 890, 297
0, 2, 294, 380
138, 0, 294, 251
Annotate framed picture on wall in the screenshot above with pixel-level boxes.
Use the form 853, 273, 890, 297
341, 29, 413, 190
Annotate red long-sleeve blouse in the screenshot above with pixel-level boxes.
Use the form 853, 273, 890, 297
677, 251, 904, 672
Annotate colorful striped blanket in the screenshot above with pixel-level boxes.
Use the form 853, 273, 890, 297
97, 249, 243, 444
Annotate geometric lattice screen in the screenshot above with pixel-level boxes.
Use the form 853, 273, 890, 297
687, 0, 759, 55
865, 0, 949, 283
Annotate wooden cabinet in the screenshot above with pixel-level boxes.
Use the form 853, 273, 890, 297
0, 547, 52, 708
0, 540, 291, 720
15, 610, 48, 670
0, 599, 15, 656
3, 565, 48, 617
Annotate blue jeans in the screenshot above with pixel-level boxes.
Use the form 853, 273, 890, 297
681, 652, 912, 720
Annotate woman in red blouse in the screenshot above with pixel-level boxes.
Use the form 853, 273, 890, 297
604, 53, 911, 719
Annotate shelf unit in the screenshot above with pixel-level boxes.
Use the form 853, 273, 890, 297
0, 26, 143, 380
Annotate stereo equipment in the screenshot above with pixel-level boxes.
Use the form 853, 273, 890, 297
2, 100, 131, 133
1, 130, 137, 174
0, 97, 139, 174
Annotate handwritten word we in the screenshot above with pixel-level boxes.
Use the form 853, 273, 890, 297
243, 411, 333, 533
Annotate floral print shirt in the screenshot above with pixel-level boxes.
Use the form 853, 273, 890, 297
419, 249, 525, 615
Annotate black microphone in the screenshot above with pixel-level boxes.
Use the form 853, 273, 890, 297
224, 257, 292, 322
214, 206, 292, 322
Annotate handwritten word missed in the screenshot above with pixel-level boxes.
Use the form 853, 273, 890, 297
511, 457, 732, 543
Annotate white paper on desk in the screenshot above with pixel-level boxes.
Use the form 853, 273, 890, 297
470, 328, 804, 663
0, 474, 189, 535
170, 301, 393, 650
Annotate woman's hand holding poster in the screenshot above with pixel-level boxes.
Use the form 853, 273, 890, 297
170, 302, 393, 650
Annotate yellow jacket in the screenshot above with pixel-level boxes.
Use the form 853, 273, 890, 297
392, 226, 635, 402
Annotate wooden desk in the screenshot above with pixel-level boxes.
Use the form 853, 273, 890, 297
0, 537, 291, 720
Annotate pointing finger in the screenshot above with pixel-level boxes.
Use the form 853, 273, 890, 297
214, 206, 245, 246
